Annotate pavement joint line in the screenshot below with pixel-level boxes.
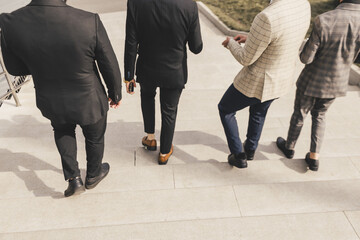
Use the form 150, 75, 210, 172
0, 211, 355, 236
172, 165, 176, 189
350, 159, 360, 175
2, 178, 360, 202
344, 211, 360, 239
232, 185, 243, 217
169, 177, 360, 190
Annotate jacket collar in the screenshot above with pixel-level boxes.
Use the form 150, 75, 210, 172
28, 0, 67, 7
341, 0, 360, 4
337, 1, 360, 10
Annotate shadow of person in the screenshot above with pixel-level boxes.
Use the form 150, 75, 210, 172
129, 128, 230, 167
173, 130, 228, 152
279, 158, 308, 174
255, 142, 308, 173
0, 148, 63, 198
105, 120, 230, 166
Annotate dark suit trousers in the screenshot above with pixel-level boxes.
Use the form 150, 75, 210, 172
218, 84, 274, 155
51, 114, 107, 180
140, 83, 182, 154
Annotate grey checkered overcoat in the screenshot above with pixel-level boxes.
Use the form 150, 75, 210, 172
297, 2, 360, 98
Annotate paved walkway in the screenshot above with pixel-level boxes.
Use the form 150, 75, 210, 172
1, 5, 360, 240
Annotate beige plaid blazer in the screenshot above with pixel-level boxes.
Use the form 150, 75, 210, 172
227, 0, 311, 102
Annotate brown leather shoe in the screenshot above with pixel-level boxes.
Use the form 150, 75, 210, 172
142, 136, 157, 151
158, 145, 173, 165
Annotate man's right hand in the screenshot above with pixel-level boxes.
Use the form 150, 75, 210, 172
126, 79, 137, 95
109, 98, 121, 109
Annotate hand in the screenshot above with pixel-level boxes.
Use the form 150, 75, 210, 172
234, 34, 247, 44
222, 37, 230, 48
126, 79, 137, 95
109, 98, 121, 109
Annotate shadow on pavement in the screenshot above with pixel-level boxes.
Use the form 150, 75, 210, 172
0, 148, 63, 198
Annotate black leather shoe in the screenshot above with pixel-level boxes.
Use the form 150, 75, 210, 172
85, 163, 110, 189
276, 137, 294, 159
305, 153, 319, 171
243, 140, 255, 160
64, 177, 85, 197
228, 152, 247, 168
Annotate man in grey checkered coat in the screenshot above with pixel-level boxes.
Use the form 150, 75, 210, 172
277, 0, 360, 171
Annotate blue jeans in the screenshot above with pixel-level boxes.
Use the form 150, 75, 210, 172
218, 84, 274, 155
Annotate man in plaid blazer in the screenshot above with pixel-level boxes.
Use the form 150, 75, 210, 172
277, 0, 360, 171
219, 0, 311, 168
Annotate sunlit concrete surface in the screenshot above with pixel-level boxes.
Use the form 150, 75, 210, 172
1, 2, 360, 239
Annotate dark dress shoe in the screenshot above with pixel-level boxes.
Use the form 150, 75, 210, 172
228, 152, 247, 168
243, 140, 255, 160
64, 177, 85, 197
305, 153, 319, 171
276, 137, 294, 159
158, 145, 173, 165
142, 136, 157, 151
85, 163, 110, 189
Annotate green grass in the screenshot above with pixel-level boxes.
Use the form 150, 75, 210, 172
202, 0, 339, 36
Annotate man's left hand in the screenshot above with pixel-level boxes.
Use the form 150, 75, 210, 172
109, 98, 121, 109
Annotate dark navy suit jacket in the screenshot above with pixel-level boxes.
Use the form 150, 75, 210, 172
124, 0, 203, 88
0, 0, 122, 125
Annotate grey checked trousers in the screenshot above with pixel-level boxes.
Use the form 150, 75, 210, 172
285, 89, 335, 153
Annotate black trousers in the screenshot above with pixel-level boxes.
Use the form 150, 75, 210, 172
51, 114, 107, 180
140, 83, 182, 154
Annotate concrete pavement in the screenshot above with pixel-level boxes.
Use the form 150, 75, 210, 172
0, 3, 360, 240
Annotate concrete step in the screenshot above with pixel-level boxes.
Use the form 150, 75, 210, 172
1, 212, 358, 240
0, 186, 240, 233
1, 154, 359, 200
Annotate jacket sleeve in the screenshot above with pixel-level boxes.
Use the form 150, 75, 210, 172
95, 14, 122, 103
227, 12, 271, 67
300, 16, 321, 65
187, 2, 203, 54
1, 28, 30, 76
124, 0, 138, 81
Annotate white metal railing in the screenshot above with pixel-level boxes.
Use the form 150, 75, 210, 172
0, 30, 32, 107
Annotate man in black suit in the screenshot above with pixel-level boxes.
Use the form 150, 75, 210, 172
124, 0, 203, 165
0, 0, 122, 197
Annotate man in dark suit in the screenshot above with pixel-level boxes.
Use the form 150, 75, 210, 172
276, 0, 360, 171
0, 0, 122, 197
124, 0, 202, 164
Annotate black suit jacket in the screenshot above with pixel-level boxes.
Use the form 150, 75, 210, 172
124, 0, 203, 88
0, 0, 121, 125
